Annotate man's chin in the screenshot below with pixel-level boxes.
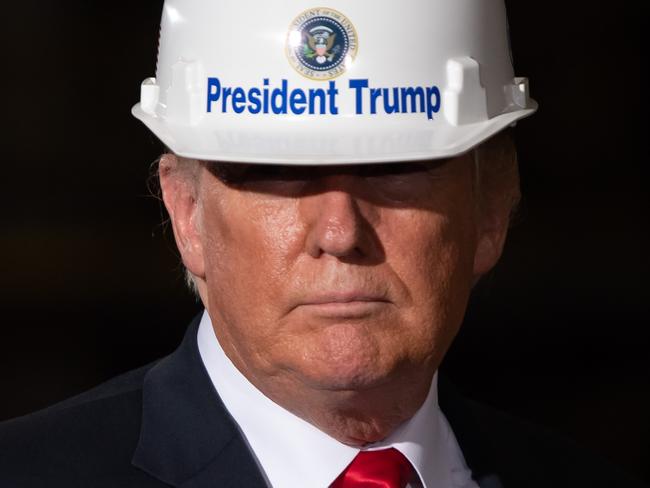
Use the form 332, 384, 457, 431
293, 362, 400, 394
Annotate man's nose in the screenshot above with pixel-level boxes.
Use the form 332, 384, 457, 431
301, 174, 381, 261
303, 191, 365, 259
301, 176, 379, 260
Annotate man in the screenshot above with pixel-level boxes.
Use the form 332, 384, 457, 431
0, 1, 645, 487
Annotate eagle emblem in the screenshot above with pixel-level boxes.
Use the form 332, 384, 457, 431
286, 9, 358, 81
305, 27, 339, 64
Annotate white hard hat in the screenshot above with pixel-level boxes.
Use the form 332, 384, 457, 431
132, 0, 537, 164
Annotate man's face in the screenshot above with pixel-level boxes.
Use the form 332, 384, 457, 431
184, 156, 488, 395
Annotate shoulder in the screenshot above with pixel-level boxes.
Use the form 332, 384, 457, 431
443, 385, 648, 488
0, 362, 163, 487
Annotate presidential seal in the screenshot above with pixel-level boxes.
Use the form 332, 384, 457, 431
286, 8, 358, 81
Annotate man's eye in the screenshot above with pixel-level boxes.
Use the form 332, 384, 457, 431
207, 163, 310, 184
206, 162, 248, 183
359, 160, 447, 178
359, 163, 427, 178
242, 165, 311, 182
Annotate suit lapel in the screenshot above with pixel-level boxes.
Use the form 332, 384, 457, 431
132, 313, 268, 487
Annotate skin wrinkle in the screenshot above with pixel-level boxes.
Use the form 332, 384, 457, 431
159, 131, 518, 445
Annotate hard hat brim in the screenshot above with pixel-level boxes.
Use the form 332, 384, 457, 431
132, 101, 537, 165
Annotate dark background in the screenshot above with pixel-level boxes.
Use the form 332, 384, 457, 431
1, 0, 647, 482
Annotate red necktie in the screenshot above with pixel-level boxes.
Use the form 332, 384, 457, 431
330, 448, 414, 488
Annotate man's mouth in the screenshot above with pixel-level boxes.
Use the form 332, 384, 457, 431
296, 292, 391, 318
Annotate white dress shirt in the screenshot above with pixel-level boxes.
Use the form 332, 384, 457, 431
197, 311, 479, 488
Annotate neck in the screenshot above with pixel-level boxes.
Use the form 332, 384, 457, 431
235, 357, 435, 446
291, 380, 434, 446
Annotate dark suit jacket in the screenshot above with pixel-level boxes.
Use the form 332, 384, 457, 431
0, 313, 645, 487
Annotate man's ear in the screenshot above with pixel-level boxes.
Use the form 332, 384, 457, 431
472, 205, 512, 278
159, 154, 206, 280
472, 131, 520, 280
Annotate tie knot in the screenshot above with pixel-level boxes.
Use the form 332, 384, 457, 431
331, 448, 414, 488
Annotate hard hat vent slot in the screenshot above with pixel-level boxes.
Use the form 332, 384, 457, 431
443, 57, 489, 127
140, 78, 160, 116
164, 60, 205, 126
509, 77, 531, 109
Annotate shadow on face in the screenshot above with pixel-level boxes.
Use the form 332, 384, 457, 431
202, 158, 463, 209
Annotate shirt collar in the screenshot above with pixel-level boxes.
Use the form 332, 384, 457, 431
198, 310, 465, 488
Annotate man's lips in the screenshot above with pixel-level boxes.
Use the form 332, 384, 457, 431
294, 292, 391, 317
300, 290, 390, 304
